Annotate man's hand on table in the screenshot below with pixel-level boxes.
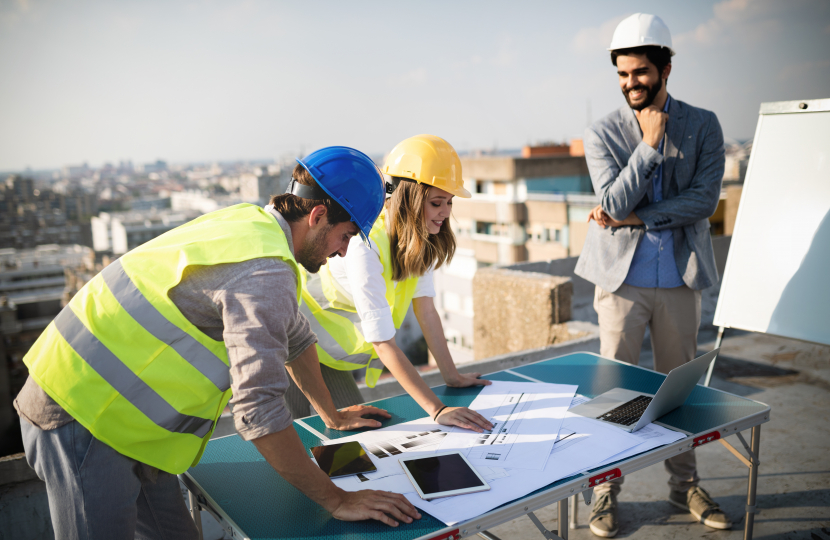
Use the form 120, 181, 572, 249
331, 488, 421, 527
251, 426, 419, 528
435, 406, 494, 433
587, 205, 643, 228
324, 404, 392, 430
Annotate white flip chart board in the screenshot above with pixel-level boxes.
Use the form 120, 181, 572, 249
714, 98, 830, 347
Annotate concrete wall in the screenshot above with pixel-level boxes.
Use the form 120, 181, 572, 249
0, 453, 53, 539
472, 267, 573, 360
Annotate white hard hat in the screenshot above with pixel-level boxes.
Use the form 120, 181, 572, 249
608, 13, 675, 56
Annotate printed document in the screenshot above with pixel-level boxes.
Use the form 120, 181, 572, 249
409, 413, 642, 525
436, 380, 577, 470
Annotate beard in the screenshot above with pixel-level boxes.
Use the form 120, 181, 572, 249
623, 76, 663, 111
296, 223, 337, 273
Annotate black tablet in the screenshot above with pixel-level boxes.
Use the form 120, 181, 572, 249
310, 441, 377, 478
399, 452, 491, 500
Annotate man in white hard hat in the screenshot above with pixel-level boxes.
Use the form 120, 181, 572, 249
575, 13, 730, 537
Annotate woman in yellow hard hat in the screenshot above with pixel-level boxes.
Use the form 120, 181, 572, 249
286, 134, 493, 432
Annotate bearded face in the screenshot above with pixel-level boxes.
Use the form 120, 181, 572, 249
295, 222, 336, 273
623, 74, 663, 111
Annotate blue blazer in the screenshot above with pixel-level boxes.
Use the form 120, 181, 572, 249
575, 97, 725, 292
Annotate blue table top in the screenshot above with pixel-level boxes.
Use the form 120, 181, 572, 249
187, 352, 768, 540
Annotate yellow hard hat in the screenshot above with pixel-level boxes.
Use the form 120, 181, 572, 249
383, 134, 471, 198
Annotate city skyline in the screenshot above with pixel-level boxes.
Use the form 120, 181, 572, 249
1, 0, 828, 171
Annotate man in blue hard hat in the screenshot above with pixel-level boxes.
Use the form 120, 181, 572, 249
574, 13, 729, 538
16, 146, 421, 539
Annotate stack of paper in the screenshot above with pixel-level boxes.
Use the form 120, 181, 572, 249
324, 381, 686, 526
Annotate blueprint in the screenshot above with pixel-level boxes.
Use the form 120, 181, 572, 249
319, 383, 674, 526
408, 413, 642, 525
436, 381, 577, 470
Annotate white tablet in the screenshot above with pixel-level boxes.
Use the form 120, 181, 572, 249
399, 452, 491, 500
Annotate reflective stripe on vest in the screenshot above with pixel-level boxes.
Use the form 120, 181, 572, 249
301, 210, 418, 387
53, 308, 213, 438
102, 260, 230, 392
23, 204, 300, 474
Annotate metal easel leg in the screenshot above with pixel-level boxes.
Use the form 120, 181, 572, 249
704, 326, 725, 387
569, 494, 578, 529
188, 490, 204, 540
743, 425, 761, 540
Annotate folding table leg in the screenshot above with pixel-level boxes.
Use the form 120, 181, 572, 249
188, 490, 204, 540
744, 425, 761, 540
569, 494, 578, 529
558, 499, 568, 539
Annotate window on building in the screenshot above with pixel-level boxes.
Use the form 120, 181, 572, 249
475, 181, 484, 194
550, 228, 561, 243
475, 222, 494, 235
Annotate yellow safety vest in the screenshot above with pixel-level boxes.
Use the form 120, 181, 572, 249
23, 204, 301, 474
301, 210, 418, 388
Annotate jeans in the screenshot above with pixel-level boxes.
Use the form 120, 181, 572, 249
20, 417, 199, 540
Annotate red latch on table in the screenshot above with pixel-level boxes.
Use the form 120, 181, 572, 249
691, 431, 721, 447
588, 468, 622, 487
427, 528, 460, 540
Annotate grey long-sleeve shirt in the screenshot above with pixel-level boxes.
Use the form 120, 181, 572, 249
15, 208, 316, 442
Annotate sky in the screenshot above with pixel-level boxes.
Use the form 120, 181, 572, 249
0, 0, 828, 171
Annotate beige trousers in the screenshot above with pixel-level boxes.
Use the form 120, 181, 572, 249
593, 283, 702, 495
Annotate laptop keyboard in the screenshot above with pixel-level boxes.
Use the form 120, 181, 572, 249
598, 395, 653, 426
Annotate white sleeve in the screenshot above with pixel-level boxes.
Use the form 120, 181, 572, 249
413, 267, 436, 298
343, 237, 396, 343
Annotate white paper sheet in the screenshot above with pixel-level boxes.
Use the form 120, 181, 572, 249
411, 414, 642, 525
320, 385, 674, 526
588, 422, 687, 469
436, 381, 577, 470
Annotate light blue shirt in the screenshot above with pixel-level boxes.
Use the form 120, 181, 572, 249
623, 95, 685, 289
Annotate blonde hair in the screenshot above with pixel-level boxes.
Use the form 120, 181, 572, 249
387, 180, 456, 281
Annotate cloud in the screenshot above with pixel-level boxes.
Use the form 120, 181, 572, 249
674, 0, 786, 48
571, 14, 627, 54
0, 0, 33, 27
386, 68, 427, 88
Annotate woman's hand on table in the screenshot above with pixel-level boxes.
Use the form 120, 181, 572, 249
435, 406, 493, 433
445, 372, 491, 388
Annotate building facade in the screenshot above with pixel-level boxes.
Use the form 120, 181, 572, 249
434, 151, 598, 363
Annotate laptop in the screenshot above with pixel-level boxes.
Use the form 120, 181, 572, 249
570, 349, 719, 432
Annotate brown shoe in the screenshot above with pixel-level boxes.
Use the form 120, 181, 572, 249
589, 491, 619, 538
669, 486, 732, 530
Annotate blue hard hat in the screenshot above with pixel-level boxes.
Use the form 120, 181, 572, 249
295, 147, 385, 245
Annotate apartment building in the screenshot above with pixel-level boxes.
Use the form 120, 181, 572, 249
91, 209, 199, 254
0, 244, 96, 453
434, 146, 598, 363
239, 167, 292, 205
